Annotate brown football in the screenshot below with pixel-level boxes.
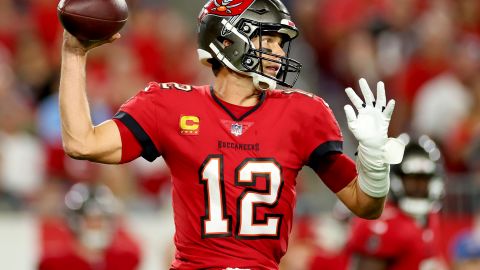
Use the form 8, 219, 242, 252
57, 0, 129, 41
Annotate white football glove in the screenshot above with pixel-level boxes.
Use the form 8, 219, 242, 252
344, 78, 405, 198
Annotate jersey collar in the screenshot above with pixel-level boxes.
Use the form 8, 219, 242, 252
209, 85, 266, 122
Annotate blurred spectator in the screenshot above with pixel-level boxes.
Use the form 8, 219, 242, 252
373, 0, 421, 78
36, 91, 111, 184
454, 0, 480, 37
412, 35, 480, 147
0, 0, 21, 54
308, 201, 352, 270
346, 134, 448, 270
129, 157, 171, 210
390, 7, 453, 135
442, 74, 480, 173
451, 214, 480, 270
14, 31, 57, 104
38, 183, 141, 270
0, 56, 44, 210
26, 0, 63, 52
280, 200, 351, 270
279, 215, 318, 270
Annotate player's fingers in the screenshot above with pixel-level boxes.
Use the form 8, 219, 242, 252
344, 105, 357, 124
383, 99, 396, 120
359, 78, 375, 107
108, 33, 121, 43
376, 81, 386, 110
84, 34, 121, 51
345, 87, 364, 110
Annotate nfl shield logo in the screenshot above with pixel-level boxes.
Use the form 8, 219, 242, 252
231, 123, 243, 136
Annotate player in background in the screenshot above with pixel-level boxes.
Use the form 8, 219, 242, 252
58, 0, 404, 268
38, 183, 141, 270
346, 134, 448, 270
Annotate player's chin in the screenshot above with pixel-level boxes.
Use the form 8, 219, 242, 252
262, 68, 279, 78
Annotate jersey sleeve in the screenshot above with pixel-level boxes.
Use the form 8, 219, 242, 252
297, 95, 353, 191
312, 153, 357, 193
112, 119, 142, 163
301, 96, 343, 165
113, 82, 163, 162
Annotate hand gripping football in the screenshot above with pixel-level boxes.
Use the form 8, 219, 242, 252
57, 0, 129, 41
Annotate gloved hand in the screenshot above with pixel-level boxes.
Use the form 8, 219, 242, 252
344, 78, 405, 197
344, 79, 394, 148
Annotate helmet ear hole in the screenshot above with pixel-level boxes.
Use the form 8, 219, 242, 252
222, 39, 233, 48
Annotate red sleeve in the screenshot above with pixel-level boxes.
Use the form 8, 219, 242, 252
296, 95, 353, 192
301, 96, 343, 161
113, 82, 163, 162
311, 153, 357, 193
104, 228, 141, 270
113, 119, 142, 163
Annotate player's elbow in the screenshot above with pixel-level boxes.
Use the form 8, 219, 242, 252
358, 209, 383, 220
62, 140, 92, 160
354, 201, 385, 220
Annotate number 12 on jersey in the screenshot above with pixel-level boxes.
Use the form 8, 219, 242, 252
199, 155, 284, 239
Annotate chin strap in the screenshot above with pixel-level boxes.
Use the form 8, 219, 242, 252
253, 74, 276, 90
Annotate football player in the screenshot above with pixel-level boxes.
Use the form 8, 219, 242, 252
346, 134, 448, 270
58, 0, 404, 268
39, 183, 141, 270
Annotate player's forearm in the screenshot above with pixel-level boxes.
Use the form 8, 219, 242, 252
337, 178, 386, 219
355, 179, 386, 219
59, 50, 96, 159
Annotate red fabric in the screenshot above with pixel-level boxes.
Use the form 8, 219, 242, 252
45, 145, 68, 179
38, 218, 141, 270
29, 1, 62, 50
443, 119, 477, 172
136, 169, 171, 197
129, 34, 166, 79
217, 98, 254, 119
112, 119, 142, 163
346, 203, 446, 270
309, 248, 348, 270
0, 32, 16, 54
317, 0, 376, 34
116, 83, 343, 269
313, 153, 357, 193
395, 55, 448, 105
44, 144, 99, 183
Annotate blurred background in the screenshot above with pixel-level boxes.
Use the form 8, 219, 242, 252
1, 0, 480, 269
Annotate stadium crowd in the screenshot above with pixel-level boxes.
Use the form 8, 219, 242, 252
1, 0, 480, 269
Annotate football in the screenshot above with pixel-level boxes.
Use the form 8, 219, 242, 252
57, 0, 129, 41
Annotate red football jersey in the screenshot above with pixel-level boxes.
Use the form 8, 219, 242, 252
114, 83, 349, 269
38, 219, 141, 270
346, 203, 447, 270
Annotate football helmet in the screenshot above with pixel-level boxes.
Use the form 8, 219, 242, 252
390, 134, 444, 219
64, 183, 119, 249
197, 0, 302, 90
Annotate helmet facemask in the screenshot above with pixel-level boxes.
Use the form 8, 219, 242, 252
238, 19, 301, 89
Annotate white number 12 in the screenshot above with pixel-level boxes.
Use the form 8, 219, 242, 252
200, 155, 284, 239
